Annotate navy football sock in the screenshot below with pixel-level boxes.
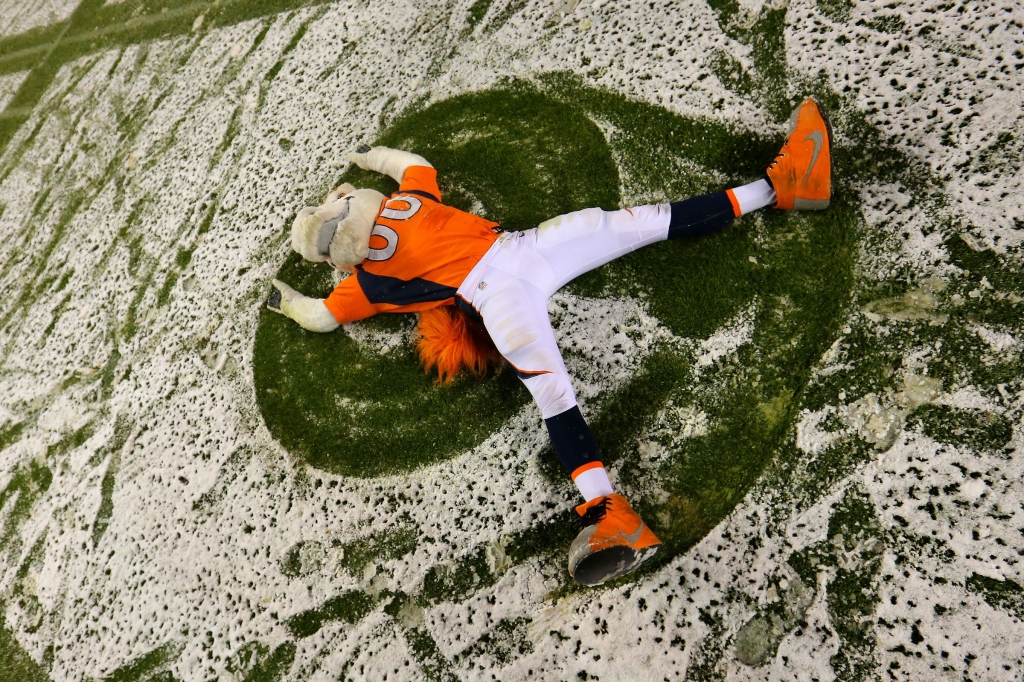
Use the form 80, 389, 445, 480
544, 405, 601, 474
668, 192, 736, 239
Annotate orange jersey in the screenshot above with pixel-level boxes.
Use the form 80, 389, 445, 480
323, 166, 501, 324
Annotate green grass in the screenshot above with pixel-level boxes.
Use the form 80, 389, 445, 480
101, 643, 183, 682
286, 591, 378, 638
0, 459, 52, 554
906, 404, 1013, 452
966, 573, 1024, 619
0, 610, 50, 682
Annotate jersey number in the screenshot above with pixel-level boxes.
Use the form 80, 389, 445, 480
366, 195, 423, 262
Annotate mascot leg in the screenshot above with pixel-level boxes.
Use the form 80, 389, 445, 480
456, 190, 779, 585
465, 270, 662, 586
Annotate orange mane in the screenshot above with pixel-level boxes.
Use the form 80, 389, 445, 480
416, 306, 502, 384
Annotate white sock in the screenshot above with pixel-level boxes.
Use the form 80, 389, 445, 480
726, 178, 776, 216
572, 463, 614, 502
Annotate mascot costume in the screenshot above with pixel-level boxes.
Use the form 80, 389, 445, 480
269, 98, 833, 586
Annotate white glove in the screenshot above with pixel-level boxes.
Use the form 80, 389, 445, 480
269, 279, 339, 333
346, 146, 432, 183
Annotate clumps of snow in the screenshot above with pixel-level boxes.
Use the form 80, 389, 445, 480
732, 564, 815, 666
974, 324, 1020, 365
860, 277, 949, 326
694, 305, 754, 371
787, 0, 1024, 252
484, 536, 512, 577
342, 316, 417, 357
795, 406, 841, 455
843, 393, 905, 450
822, 372, 942, 451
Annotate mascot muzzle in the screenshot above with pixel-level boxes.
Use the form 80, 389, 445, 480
291, 186, 386, 268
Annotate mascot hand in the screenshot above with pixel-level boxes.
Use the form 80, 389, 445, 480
268, 279, 300, 315
346, 146, 432, 183
269, 279, 339, 333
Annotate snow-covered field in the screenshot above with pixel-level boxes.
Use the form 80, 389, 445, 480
0, 0, 1021, 680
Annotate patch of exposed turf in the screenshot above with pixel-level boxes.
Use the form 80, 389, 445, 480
241, 642, 296, 682
422, 543, 501, 605
482, 0, 531, 34
334, 526, 418, 575
0, 608, 50, 682
286, 591, 378, 638
788, 487, 884, 681
278, 527, 419, 579
0, 459, 52, 554
0, 188, 90, 345
817, 0, 855, 23
402, 625, 459, 682
466, 0, 499, 31
906, 404, 1013, 451
100, 642, 183, 682
92, 417, 134, 547
966, 573, 1024, 619
705, 0, 792, 118
219, 640, 296, 682
0, 419, 27, 450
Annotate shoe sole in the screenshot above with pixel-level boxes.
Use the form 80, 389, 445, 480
571, 544, 661, 587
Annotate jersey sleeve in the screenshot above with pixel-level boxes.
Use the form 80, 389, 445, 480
398, 165, 442, 203
323, 275, 376, 325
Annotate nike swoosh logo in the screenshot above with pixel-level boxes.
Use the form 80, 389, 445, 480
620, 522, 644, 545
802, 130, 824, 183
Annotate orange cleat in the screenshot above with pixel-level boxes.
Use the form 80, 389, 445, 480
766, 97, 833, 211
568, 494, 662, 586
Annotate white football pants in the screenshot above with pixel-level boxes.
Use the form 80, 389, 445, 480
455, 204, 672, 419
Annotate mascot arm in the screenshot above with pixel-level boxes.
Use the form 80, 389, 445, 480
347, 146, 432, 184
269, 279, 339, 333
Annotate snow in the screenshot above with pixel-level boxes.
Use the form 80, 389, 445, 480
0, 0, 76, 38
0, 0, 1021, 679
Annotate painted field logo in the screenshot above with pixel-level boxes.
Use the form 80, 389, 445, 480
254, 81, 859, 554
